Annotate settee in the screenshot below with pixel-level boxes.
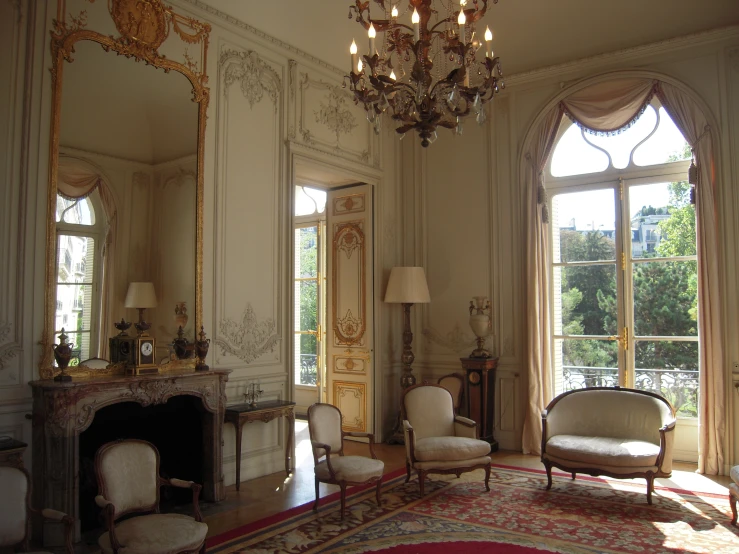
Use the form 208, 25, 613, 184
541, 386, 676, 504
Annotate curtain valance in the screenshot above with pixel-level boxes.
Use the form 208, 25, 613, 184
57, 157, 103, 199
561, 78, 657, 136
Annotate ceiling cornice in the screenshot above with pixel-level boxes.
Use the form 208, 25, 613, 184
176, 0, 345, 77
504, 25, 739, 88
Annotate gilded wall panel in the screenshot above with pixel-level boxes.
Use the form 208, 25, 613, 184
332, 221, 366, 347
333, 380, 366, 432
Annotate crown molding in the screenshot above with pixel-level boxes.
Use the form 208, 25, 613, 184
176, 0, 345, 77
504, 25, 739, 88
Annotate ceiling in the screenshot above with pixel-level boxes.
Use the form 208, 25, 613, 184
202, 0, 739, 76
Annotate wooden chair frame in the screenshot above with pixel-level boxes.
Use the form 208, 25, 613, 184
437, 372, 465, 414
307, 403, 383, 519
94, 438, 205, 554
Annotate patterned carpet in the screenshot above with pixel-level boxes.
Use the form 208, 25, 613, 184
206, 465, 739, 553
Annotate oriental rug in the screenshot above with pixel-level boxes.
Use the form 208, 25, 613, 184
206, 465, 739, 553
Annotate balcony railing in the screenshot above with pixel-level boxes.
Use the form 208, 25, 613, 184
299, 354, 317, 386
562, 365, 698, 418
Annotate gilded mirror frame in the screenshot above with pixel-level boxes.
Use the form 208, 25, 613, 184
39, 0, 210, 379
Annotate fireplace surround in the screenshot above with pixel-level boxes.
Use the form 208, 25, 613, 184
30, 368, 230, 545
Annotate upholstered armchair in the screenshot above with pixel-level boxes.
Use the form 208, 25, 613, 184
402, 383, 492, 496
307, 403, 385, 519
437, 373, 465, 414
94, 439, 208, 554
0, 466, 74, 554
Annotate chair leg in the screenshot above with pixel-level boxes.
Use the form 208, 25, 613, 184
200, 543, 206, 554
730, 492, 738, 525
646, 472, 655, 505
313, 477, 320, 511
418, 470, 426, 497
340, 483, 347, 520
405, 461, 411, 483
544, 461, 553, 490
571, 472, 576, 480
375, 478, 382, 506
484, 463, 491, 492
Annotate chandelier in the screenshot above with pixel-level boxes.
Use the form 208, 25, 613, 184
346, 0, 503, 147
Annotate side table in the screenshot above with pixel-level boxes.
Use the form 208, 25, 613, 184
224, 400, 296, 491
0, 437, 27, 469
460, 356, 499, 452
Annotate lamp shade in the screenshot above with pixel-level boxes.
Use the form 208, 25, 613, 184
384, 267, 430, 304
124, 282, 158, 309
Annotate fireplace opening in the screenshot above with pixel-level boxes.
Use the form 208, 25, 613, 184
78, 395, 205, 532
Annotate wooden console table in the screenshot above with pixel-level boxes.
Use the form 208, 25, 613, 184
224, 400, 296, 491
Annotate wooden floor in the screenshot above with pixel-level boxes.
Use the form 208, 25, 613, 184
204, 420, 733, 538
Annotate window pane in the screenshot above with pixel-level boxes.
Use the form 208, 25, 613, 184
555, 265, 617, 336
296, 227, 318, 278
298, 334, 317, 386
552, 190, 616, 262
632, 261, 697, 337
634, 340, 698, 418
550, 123, 609, 177
303, 187, 327, 214
57, 235, 95, 284
297, 281, 317, 333
584, 105, 657, 169
56, 284, 95, 333
633, 108, 690, 166
556, 338, 619, 387
56, 194, 95, 225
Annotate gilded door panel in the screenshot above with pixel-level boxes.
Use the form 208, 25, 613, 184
327, 185, 373, 434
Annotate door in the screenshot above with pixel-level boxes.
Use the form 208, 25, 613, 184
326, 184, 374, 435
551, 175, 699, 460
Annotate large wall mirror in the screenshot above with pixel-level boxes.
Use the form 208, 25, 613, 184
40, 0, 210, 378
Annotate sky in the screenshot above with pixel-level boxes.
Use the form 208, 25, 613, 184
550, 105, 689, 231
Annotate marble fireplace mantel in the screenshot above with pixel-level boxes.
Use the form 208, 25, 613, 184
29, 368, 231, 545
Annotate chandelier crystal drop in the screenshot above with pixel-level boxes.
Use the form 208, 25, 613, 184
345, 0, 504, 147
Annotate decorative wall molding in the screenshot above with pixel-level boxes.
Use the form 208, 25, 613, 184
0, 322, 21, 373
215, 304, 280, 364
504, 26, 739, 88
220, 48, 281, 111
422, 322, 476, 354
180, 0, 346, 77
314, 87, 358, 142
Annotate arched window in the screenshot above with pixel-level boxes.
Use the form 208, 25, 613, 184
545, 97, 698, 425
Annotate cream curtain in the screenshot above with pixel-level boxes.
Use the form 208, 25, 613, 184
57, 157, 118, 359
522, 78, 724, 469
655, 83, 724, 474
521, 105, 564, 455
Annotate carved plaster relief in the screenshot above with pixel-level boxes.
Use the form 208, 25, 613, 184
0, 322, 21, 379
215, 304, 280, 364
422, 322, 476, 354
296, 71, 374, 166
221, 48, 281, 111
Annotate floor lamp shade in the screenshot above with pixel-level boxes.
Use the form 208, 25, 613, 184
384, 267, 430, 304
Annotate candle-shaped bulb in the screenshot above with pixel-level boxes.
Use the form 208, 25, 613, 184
350, 39, 358, 73
357, 59, 363, 73
391, 5, 398, 18
484, 26, 493, 58
458, 10, 466, 44
389, 70, 396, 81
412, 8, 420, 42
460, 0, 467, 5
368, 23, 376, 54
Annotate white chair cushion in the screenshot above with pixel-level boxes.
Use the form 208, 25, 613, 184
98, 442, 158, 516
730, 465, 739, 486
0, 466, 27, 547
404, 386, 456, 439
315, 455, 384, 483
546, 435, 660, 467
414, 436, 491, 462
98, 513, 207, 554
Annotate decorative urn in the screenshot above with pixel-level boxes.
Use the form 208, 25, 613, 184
53, 328, 73, 382
468, 296, 492, 358
195, 326, 210, 371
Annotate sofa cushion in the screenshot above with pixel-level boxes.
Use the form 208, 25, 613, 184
546, 435, 660, 467
414, 436, 491, 462
730, 465, 739, 486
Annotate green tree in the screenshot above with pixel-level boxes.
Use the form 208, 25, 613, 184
297, 227, 318, 384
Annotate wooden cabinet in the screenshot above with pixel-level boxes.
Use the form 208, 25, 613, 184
460, 357, 498, 452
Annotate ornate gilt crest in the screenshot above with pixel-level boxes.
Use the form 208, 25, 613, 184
110, 0, 169, 51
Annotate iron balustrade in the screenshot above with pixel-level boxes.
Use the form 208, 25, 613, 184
562, 365, 698, 417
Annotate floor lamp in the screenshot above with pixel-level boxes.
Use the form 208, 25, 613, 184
384, 266, 430, 444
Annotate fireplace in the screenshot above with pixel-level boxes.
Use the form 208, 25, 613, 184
30, 369, 230, 546
78, 396, 205, 531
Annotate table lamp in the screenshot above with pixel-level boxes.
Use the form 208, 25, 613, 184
125, 282, 157, 334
